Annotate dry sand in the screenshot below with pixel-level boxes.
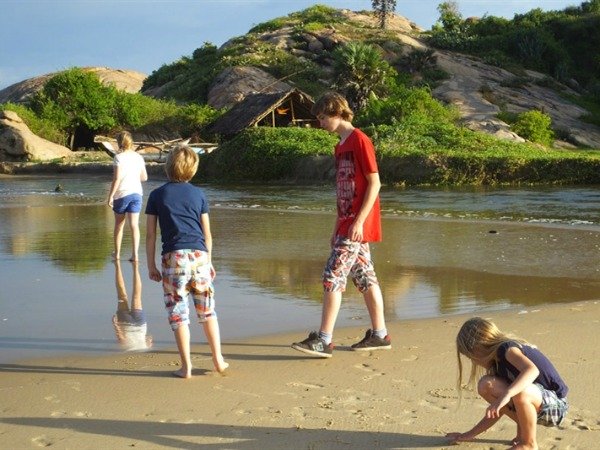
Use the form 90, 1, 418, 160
1, 300, 598, 449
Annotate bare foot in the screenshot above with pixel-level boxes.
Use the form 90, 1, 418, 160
172, 368, 192, 379
112, 252, 120, 260
509, 443, 537, 450
129, 256, 138, 262
214, 359, 229, 373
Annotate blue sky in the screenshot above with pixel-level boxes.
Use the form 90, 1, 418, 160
0, 0, 581, 90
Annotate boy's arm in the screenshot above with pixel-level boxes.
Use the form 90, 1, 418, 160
486, 347, 540, 419
347, 171, 381, 242
200, 212, 215, 278
145, 214, 161, 281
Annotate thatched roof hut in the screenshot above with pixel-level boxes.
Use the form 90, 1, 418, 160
205, 88, 318, 137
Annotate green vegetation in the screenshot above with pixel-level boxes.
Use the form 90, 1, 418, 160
202, 127, 338, 181
428, 1, 600, 96
3, 4, 600, 186
200, 118, 600, 185
510, 110, 554, 146
1, 68, 219, 149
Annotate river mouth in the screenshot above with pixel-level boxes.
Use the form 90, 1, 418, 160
0, 175, 598, 363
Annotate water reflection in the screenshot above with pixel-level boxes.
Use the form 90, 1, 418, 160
112, 260, 153, 352
0, 204, 117, 273
0, 177, 599, 357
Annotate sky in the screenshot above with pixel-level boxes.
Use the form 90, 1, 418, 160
0, 0, 583, 90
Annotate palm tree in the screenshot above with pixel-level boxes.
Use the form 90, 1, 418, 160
372, 0, 397, 29
332, 42, 393, 112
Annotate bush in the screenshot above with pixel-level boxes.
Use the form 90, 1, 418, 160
0, 102, 68, 146
510, 110, 554, 146
30, 68, 118, 137
202, 127, 338, 181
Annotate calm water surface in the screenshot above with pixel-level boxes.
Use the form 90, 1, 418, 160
0, 174, 598, 363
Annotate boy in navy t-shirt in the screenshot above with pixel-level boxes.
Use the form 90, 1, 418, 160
145, 145, 228, 378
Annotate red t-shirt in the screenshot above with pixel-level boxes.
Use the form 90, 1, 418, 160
334, 128, 382, 243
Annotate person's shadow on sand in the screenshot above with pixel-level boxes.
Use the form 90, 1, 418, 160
0, 416, 485, 449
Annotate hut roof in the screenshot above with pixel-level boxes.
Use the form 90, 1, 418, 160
205, 88, 317, 137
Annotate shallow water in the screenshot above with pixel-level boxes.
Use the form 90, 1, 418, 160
0, 175, 598, 363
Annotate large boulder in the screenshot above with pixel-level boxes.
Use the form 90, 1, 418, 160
207, 66, 292, 109
0, 67, 146, 104
432, 50, 600, 147
0, 110, 71, 161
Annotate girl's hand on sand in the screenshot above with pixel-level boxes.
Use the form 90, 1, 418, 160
487, 394, 510, 419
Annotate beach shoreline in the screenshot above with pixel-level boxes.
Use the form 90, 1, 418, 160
1, 300, 598, 449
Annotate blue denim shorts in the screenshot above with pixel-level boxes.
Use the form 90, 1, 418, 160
113, 193, 142, 214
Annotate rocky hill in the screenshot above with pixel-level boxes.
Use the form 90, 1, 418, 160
2, 7, 600, 149
0, 67, 146, 104
142, 7, 600, 148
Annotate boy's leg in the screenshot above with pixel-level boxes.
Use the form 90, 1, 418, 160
349, 244, 390, 350
162, 250, 193, 378
190, 250, 228, 372
291, 239, 354, 357
363, 283, 386, 331
319, 290, 342, 335
202, 316, 228, 373
173, 324, 192, 378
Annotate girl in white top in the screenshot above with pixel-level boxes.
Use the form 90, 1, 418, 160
107, 131, 148, 261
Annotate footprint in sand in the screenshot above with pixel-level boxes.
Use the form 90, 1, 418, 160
286, 381, 325, 390
353, 363, 385, 380
50, 411, 67, 417
32, 435, 54, 447
391, 378, 415, 388
44, 395, 60, 404
418, 398, 449, 412
428, 388, 459, 400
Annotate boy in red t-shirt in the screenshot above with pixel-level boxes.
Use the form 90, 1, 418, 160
292, 92, 391, 358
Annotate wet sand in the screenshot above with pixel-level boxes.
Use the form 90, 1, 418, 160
1, 300, 598, 449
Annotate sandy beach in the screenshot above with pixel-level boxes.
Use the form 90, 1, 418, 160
1, 300, 598, 449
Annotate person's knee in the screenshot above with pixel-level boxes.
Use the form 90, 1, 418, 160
477, 375, 496, 397
512, 388, 538, 408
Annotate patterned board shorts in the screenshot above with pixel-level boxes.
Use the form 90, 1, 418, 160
535, 383, 568, 427
161, 249, 215, 330
323, 237, 379, 293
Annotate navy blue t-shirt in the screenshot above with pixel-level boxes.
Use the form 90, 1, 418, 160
145, 182, 209, 255
495, 341, 568, 398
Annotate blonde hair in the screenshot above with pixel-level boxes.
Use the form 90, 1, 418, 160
116, 131, 134, 152
455, 317, 529, 393
165, 145, 199, 182
312, 92, 354, 121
